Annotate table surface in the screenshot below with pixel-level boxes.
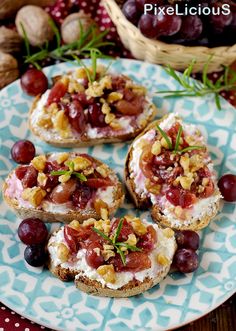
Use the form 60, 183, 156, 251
0, 0, 236, 330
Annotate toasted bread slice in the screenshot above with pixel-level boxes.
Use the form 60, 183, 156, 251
47, 217, 176, 297
125, 113, 221, 231
29, 68, 157, 148
3, 152, 124, 223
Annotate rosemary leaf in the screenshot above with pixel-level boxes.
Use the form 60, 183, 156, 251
178, 145, 205, 154
92, 227, 113, 244
73, 172, 87, 181
116, 243, 141, 252
156, 124, 173, 149
116, 246, 126, 265
50, 170, 68, 176
48, 18, 61, 48
174, 125, 183, 153
113, 218, 124, 244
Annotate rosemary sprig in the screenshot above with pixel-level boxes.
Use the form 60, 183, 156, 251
93, 218, 141, 266
21, 19, 114, 69
50, 161, 87, 181
156, 58, 236, 110
156, 124, 173, 149
156, 123, 205, 154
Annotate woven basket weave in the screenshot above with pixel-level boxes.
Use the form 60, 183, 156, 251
103, 0, 236, 72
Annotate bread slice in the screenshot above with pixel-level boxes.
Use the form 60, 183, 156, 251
3, 152, 124, 223
125, 113, 222, 231
28, 69, 157, 148
47, 217, 177, 297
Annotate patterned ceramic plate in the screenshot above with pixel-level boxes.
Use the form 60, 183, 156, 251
0, 59, 236, 331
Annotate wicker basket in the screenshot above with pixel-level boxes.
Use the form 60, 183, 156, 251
103, 0, 236, 72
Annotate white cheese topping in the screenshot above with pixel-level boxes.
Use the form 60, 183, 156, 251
48, 221, 176, 290
129, 113, 222, 227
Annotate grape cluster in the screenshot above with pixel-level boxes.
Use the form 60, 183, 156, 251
173, 230, 200, 273
122, 0, 236, 47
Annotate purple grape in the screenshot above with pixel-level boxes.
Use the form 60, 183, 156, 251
174, 248, 199, 273
155, 5, 182, 37
18, 218, 48, 245
210, 2, 233, 33
122, 0, 140, 25
178, 15, 203, 40
175, 230, 200, 251
24, 244, 47, 267
138, 14, 159, 39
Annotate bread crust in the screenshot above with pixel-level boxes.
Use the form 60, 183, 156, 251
124, 117, 221, 231
2, 154, 124, 223
29, 96, 157, 147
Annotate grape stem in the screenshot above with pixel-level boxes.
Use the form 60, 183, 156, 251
156, 58, 236, 110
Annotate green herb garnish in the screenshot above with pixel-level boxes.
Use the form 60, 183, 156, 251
21, 19, 114, 69
50, 161, 87, 182
92, 218, 141, 266
156, 123, 204, 154
156, 57, 236, 110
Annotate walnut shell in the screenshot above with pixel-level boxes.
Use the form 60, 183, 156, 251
0, 52, 19, 89
0, 0, 56, 20
0, 27, 22, 53
61, 12, 98, 45
15, 5, 54, 47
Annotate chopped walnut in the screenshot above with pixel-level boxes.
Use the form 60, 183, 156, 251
145, 178, 161, 195
97, 265, 116, 284
83, 218, 96, 227
96, 164, 109, 178
94, 199, 109, 220
131, 85, 147, 96
156, 253, 169, 266
107, 92, 123, 103
94, 219, 111, 235
60, 76, 69, 88
75, 67, 88, 80
22, 187, 46, 207
189, 154, 204, 172
105, 113, 116, 124
57, 153, 69, 164
83, 167, 94, 176
162, 228, 174, 238
47, 102, 58, 115
57, 243, 70, 263
180, 154, 190, 174
174, 206, 185, 219
59, 173, 71, 183
179, 176, 194, 190
68, 79, 85, 93
202, 177, 209, 186
125, 216, 147, 236
53, 110, 71, 138
85, 75, 112, 98
69, 220, 80, 231
101, 102, 111, 114
160, 136, 172, 149
31, 155, 46, 172
109, 119, 122, 130
37, 172, 47, 187
37, 114, 53, 128
151, 141, 162, 156
72, 156, 92, 171
125, 233, 137, 246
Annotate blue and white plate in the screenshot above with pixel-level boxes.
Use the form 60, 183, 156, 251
0, 59, 236, 331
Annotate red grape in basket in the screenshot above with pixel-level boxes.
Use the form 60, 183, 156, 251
178, 15, 203, 41
218, 174, 236, 202
210, 2, 233, 33
122, 0, 141, 25
154, 6, 182, 37
18, 218, 48, 245
139, 14, 159, 39
11, 140, 36, 164
21, 69, 48, 96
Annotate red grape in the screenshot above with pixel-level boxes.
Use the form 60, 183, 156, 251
24, 244, 47, 267
47, 81, 67, 106
85, 242, 104, 269
18, 218, 48, 245
166, 187, 196, 208
88, 103, 106, 127
218, 174, 236, 202
50, 179, 77, 204
175, 230, 200, 251
21, 69, 48, 96
122, 0, 140, 25
111, 219, 134, 241
64, 225, 80, 253
138, 14, 159, 39
72, 184, 93, 209
67, 100, 86, 133
137, 225, 157, 251
11, 140, 35, 164
210, 2, 233, 33
178, 15, 203, 41
174, 248, 199, 273
20, 165, 38, 189
86, 178, 113, 189
111, 252, 151, 272
155, 6, 182, 37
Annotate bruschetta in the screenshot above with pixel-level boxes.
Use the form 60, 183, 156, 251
125, 113, 222, 231
47, 215, 176, 297
29, 66, 157, 147
3, 152, 124, 223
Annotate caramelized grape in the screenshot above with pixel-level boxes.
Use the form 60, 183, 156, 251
18, 218, 48, 245
20, 69, 48, 96
15, 166, 28, 180
166, 187, 196, 208
11, 140, 35, 164
88, 103, 106, 127
112, 252, 151, 272
111, 219, 133, 241
86, 178, 112, 188
153, 151, 175, 167
218, 174, 236, 202
47, 81, 67, 106
64, 225, 80, 252
24, 244, 47, 267
85, 242, 104, 269
137, 225, 157, 251
173, 248, 199, 273
21, 165, 38, 188
67, 100, 86, 133
50, 179, 76, 204
72, 184, 93, 209
175, 230, 199, 251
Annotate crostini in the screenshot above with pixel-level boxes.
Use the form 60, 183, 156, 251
29, 66, 157, 147
3, 152, 124, 223
47, 215, 176, 297
125, 113, 222, 231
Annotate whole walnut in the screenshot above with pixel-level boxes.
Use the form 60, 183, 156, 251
0, 27, 22, 53
0, 52, 19, 89
0, 0, 56, 20
61, 12, 98, 45
15, 5, 54, 47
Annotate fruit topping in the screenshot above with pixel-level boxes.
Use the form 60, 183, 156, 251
218, 174, 236, 202
21, 69, 48, 96
47, 80, 67, 106
67, 99, 86, 133
85, 242, 104, 269
166, 187, 197, 208
88, 103, 106, 127
72, 183, 93, 209
50, 178, 77, 204
11, 140, 36, 164
18, 218, 48, 245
